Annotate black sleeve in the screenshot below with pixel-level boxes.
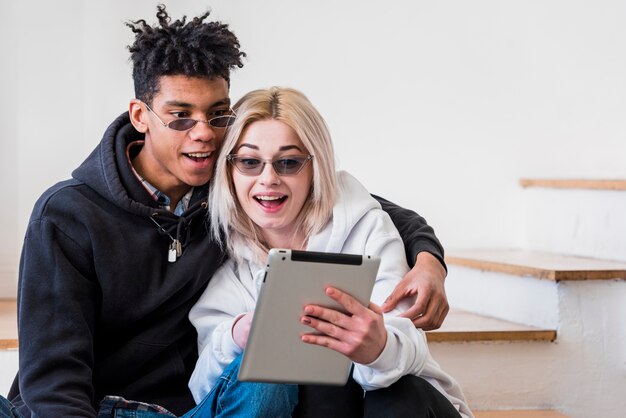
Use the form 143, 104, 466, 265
15, 217, 99, 417
373, 194, 446, 271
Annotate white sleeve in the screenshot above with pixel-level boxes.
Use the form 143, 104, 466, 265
188, 262, 253, 404
352, 316, 429, 390
349, 211, 430, 390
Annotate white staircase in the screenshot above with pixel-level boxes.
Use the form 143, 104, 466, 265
430, 179, 626, 418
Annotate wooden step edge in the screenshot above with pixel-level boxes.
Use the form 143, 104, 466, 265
474, 410, 569, 418
426, 329, 556, 343
519, 178, 626, 190
446, 250, 626, 282
0, 339, 18, 350
426, 309, 556, 343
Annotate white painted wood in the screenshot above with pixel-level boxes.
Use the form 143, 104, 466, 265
445, 265, 559, 329
522, 188, 626, 262
0, 350, 18, 394
432, 279, 626, 418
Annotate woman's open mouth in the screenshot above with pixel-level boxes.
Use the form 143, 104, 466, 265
254, 195, 287, 209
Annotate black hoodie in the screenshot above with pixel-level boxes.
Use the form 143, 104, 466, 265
11, 113, 225, 416
9, 113, 444, 417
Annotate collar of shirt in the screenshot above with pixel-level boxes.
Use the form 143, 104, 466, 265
126, 140, 193, 216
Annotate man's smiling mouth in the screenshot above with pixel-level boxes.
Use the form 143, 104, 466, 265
185, 152, 211, 162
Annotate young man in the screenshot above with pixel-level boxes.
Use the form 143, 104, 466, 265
4, 5, 449, 417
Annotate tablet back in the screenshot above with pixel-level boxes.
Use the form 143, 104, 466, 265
238, 249, 380, 386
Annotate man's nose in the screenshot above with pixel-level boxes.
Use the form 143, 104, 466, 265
188, 120, 219, 142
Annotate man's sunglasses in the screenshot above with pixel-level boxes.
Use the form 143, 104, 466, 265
143, 101, 236, 131
226, 154, 314, 176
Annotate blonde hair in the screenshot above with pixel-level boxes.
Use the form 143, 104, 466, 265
209, 87, 337, 263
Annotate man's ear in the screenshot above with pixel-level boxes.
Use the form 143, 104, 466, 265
129, 99, 148, 133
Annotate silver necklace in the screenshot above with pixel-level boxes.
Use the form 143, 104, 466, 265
150, 216, 182, 263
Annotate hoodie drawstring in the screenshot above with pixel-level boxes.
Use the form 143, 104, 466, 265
149, 201, 208, 262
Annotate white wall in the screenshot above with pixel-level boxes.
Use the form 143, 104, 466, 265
0, 2, 19, 295
2, 0, 625, 285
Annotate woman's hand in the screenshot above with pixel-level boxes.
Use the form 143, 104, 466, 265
232, 311, 254, 349
300, 287, 387, 365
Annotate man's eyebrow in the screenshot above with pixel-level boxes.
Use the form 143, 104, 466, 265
163, 99, 231, 108
211, 98, 231, 107
163, 100, 192, 108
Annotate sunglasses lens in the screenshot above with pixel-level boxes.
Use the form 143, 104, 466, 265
231, 157, 264, 175
168, 119, 197, 131
273, 157, 307, 174
210, 116, 236, 128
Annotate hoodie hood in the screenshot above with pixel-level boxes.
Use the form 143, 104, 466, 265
72, 112, 210, 247
73, 112, 157, 216
308, 171, 381, 253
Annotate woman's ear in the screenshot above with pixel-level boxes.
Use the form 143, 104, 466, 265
129, 99, 148, 133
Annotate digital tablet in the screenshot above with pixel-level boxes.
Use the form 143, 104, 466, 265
238, 248, 380, 386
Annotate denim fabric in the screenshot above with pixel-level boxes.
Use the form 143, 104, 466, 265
1, 356, 297, 418
98, 396, 177, 418
98, 355, 297, 418
182, 354, 298, 418
0, 396, 22, 418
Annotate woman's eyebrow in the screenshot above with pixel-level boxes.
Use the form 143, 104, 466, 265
235, 144, 304, 152
236, 143, 259, 151
278, 145, 303, 152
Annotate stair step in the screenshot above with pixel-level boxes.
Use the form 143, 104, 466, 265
519, 178, 626, 190
426, 309, 555, 342
1, 302, 556, 348
474, 410, 569, 418
446, 249, 626, 281
0, 299, 17, 350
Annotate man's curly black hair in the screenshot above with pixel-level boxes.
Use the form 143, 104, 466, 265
126, 4, 246, 104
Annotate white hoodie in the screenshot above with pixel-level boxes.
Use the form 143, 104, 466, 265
189, 171, 473, 418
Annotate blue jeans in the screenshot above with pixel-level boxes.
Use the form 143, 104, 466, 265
182, 355, 297, 418
2, 356, 298, 418
0, 396, 20, 418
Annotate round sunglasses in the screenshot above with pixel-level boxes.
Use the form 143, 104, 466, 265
143, 101, 236, 130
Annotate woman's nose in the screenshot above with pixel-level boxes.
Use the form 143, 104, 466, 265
258, 162, 280, 185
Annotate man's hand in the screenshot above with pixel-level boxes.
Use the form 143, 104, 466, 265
381, 252, 449, 330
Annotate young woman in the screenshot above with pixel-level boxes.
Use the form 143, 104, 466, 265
189, 87, 473, 418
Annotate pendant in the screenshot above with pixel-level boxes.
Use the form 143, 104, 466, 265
168, 241, 177, 263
